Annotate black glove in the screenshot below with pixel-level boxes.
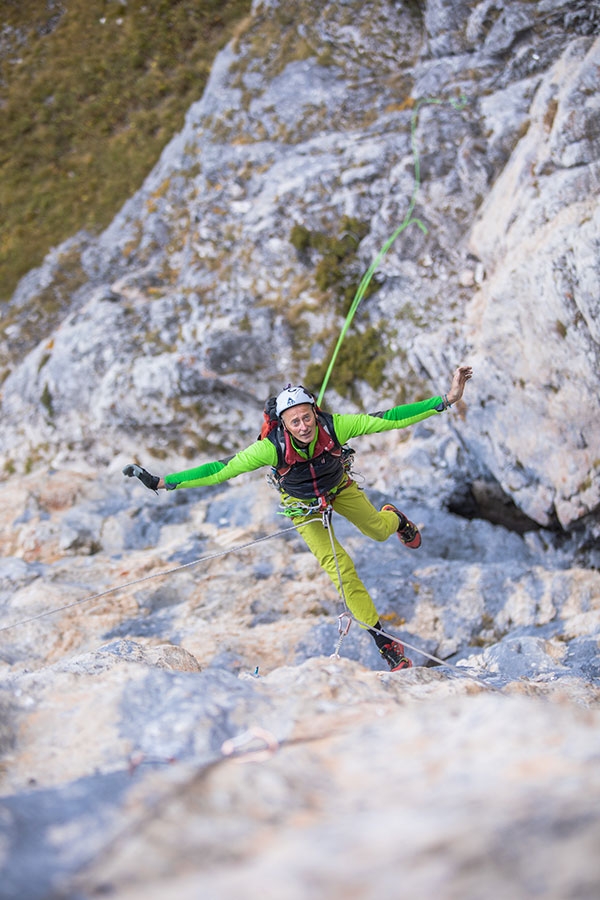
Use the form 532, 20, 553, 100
122, 464, 160, 493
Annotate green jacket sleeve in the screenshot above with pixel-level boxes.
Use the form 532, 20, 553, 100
164, 439, 279, 489
332, 396, 443, 443
165, 395, 444, 489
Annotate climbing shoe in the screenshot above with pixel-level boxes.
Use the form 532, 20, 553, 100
382, 504, 421, 549
379, 640, 413, 672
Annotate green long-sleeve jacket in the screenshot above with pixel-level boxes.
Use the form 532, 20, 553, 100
164, 395, 445, 491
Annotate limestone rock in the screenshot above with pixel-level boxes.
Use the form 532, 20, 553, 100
1, 3, 600, 898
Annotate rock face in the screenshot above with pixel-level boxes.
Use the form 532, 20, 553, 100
3, 658, 600, 900
1, 1, 600, 898
465, 36, 600, 529
1, 0, 598, 536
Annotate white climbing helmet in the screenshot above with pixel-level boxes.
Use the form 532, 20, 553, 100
275, 385, 315, 417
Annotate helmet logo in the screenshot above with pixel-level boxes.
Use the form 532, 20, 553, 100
275, 385, 315, 417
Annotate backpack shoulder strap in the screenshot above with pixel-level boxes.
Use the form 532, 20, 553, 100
316, 410, 340, 448
266, 422, 286, 468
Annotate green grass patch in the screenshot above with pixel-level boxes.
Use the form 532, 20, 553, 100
306, 325, 389, 401
290, 216, 375, 315
0, 0, 253, 301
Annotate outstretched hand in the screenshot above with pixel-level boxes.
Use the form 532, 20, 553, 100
447, 365, 473, 405
122, 463, 160, 492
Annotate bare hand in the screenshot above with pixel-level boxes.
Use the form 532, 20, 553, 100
447, 365, 473, 405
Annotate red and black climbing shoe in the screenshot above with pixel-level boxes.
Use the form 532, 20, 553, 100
382, 504, 421, 549
379, 640, 413, 672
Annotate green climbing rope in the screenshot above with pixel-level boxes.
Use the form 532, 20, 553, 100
317, 94, 467, 406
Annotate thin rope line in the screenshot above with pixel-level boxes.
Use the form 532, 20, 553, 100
322, 506, 353, 658
2, 502, 495, 689
0, 521, 311, 636
320, 509, 497, 690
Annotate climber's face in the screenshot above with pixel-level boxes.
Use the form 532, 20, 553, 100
281, 403, 317, 447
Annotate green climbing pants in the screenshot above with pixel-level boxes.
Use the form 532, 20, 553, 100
288, 482, 400, 628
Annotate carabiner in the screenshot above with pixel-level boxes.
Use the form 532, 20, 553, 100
319, 497, 333, 529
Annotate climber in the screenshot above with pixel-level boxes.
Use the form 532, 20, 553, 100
123, 365, 472, 671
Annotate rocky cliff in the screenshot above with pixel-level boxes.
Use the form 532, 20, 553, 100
1, 2, 600, 898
